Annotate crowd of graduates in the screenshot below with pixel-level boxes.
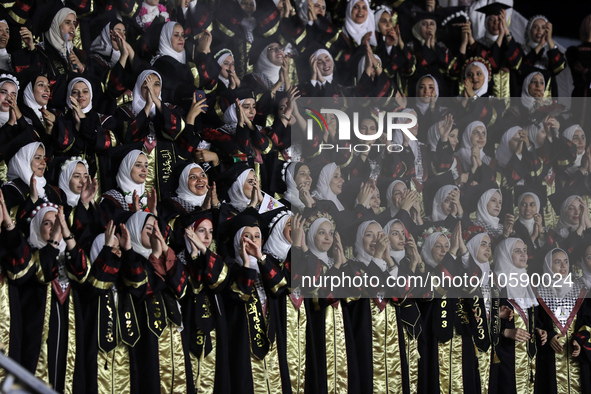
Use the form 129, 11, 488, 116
0, 0, 591, 393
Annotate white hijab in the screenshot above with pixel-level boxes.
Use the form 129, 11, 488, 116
556, 195, 581, 238
233, 226, 261, 273
543, 248, 572, 298
517, 192, 540, 235
45, 8, 76, 58
392, 108, 421, 171
432, 185, 458, 221
228, 169, 254, 211
65, 77, 93, 114
215, 49, 233, 88
525, 16, 549, 51
456, 120, 490, 170
420, 231, 449, 268
90, 233, 107, 263
222, 99, 245, 128
126, 211, 154, 260
0, 79, 17, 126
466, 232, 490, 286
312, 49, 334, 84
354, 220, 388, 272
580, 248, 591, 290
58, 159, 89, 207
465, 61, 489, 97
344, 0, 377, 46
520, 72, 546, 111
415, 74, 439, 115
262, 212, 292, 262
7, 142, 47, 199
28, 206, 66, 252
175, 163, 207, 207
255, 44, 282, 86
116, 150, 147, 205
283, 162, 305, 211
476, 189, 501, 229
305, 217, 333, 267
90, 21, 122, 68
311, 162, 344, 211
563, 124, 584, 168
383, 219, 406, 263
24, 78, 44, 123
131, 69, 163, 117
493, 238, 538, 310
386, 180, 405, 217
496, 126, 521, 167
0, 20, 11, 72
154, 22, 186, 64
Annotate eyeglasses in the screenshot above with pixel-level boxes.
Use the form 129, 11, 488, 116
267, 46, 285, 53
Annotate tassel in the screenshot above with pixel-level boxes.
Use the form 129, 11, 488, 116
493, 353, 500, 364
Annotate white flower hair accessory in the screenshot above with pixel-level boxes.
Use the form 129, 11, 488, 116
269, 210, 293, 231
441, 10, 469, 27
0, 73, 20, 91
60, 156, 88, 171
28, 202, 59, 223
416, 226, 451, 249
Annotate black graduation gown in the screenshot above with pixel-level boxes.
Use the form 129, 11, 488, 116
83, 246, 147, 394
181, 247, 231, 394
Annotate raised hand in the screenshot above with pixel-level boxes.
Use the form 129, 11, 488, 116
186, 92, 208, 125
105, 220, 116, 247
20, 27, 35, 50
147, 188, 158, 216
29, 173, 38, 203
42, 107, 56, 134
80, 177, 98, 207
119, 223, 131, 251
438, 114, 454, 141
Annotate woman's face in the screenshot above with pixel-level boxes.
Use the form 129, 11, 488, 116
392, 182, 408, 205
511, 240, 528, 269
195, 219, 213, 248
141, 74, 161, 101
242, 170, 258, 199
440, 190, 455, 216
187, 166, 208, 196
130, 154, 148, 184
220, 55, 235, 79
282, 216, 292, 243
420, 19, 436, 39
486, 15, 500, 35
242, 226, 262, 249
572, 129, 586, 155
31, 146, 46, 177
377, 11, 394, 36
0, 82, 16, 113
313, 0, 326, 17
449, 128, 459, 150
111, 236, 122, 258
316, 53, 334, 77
294, 165, 312, 191
33, 76, 51, 106
71, 81, 91, 110
314, 221, 334, 252
369, 189, 381, 210
535, 127, 547, 147
40, 211, 57, 242
551, 250, 569, 278
431, 235, 450, 264
359, 118, 378, 144
266, 43, 285, 67
583, 245, 591, 272
170, 24, 185, 53
69, 163, 88, 194
470, 126, 487, 149
486, 191, 502, 218
388, 222, 405, 251
508, 129, 525, 154
60, 13, 77, 42
362, 223, 383, 256
240, 0, 256, 16
530, 18, 547, 43
110, 23, 126, 51
0, 22, 9, 50
351, 1, 368, 24
417, 77, 436, 102
566, 198, 583, 225
141, 216, 156, 249
329, 167, 344, 195
241, 98, 256, 121
528, 73, 545, 98
519, 195, 538, 220
476, 235, 492, 263
467, 65, 485, 90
